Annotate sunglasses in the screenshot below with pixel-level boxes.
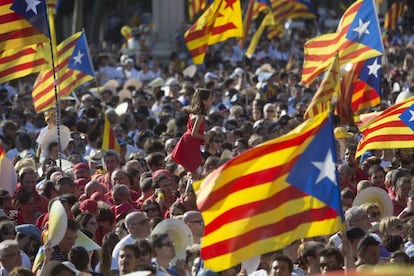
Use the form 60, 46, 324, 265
189, 220, 204, 226
161, 241, 175, 247
144, 207, 158, 213
368, 212, 380, 218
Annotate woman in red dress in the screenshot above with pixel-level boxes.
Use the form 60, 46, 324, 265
171, 88, 212, 177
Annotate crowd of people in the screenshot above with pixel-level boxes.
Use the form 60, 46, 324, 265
1, 3, 414, 276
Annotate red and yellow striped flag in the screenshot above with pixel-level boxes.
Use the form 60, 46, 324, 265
304, 54, 340, 119
356, 96, 414, 157
0, 0, 50, 51
188, 0, 210, 22
102, 113, 120, 153
32, 32, 94, 112
195, 111, 344, 271
302, 0, 383, 85
0, 43, 50, 83
184, 0, 243, 64
384, 0, 405, 33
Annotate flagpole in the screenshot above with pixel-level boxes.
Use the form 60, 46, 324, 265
47, 0, 63, 168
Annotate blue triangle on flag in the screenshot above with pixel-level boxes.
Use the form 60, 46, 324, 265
346, 0, 383, 54
359, 57, 381, 95
286, 114, 343, 219
11, 0, 50, 38
399, 104, 414, 132
67, 33, 95, 76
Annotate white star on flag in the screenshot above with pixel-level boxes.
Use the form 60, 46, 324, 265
353, 19, 370, 39
73, 50, 84, 65
409, 110, 414, 122
367, 58, 381, 78
25, 0, 41, 14
311, 149, 337, 185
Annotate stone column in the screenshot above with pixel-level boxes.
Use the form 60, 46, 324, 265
151, 0, 185, 62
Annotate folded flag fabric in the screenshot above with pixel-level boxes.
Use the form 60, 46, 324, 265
357, 96, 414, 157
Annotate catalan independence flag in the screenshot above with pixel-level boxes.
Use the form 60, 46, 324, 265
0, 43, 50, 84
337, 57, 381, 125
0, 0, 50, 51
195, 111, 344, 271
304, 54, 340, 119
244, 1, 274, 57
290, 0, 317, 20
188, 0, 212, 23
351, 57, 381, 112
102, 113, 120, 153
184, 0, 243, 64
240, 0, 272, 48
356, 96, 414, 157
384, 0, 405, 33
32, 31, 94, 113
302, 0, 383, 85
266, 0, 316, 40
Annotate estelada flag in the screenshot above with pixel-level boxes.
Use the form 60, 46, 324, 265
194, 111, 344, 271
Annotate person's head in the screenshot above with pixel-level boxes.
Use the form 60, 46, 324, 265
14, 191, 35, 215
190, 88, 212, 115
152, 169, 174, 196
55, 177, 76, 195
0, 240, 21, 272
341, 188, 355, 211
59, 219, 80, 253
75, 212, 97, 235
318, 246, 344, 273
337, 164, 354, 189
125, 211, 150, 239
18, 167, 37, 193
394, 175, 411, 202
169, 202, 187, 218
360, 202, 381, 223
270, 255, 293, 276
383, 234, 404, 253
297, 241, 325, 273
15, 224, 41, 257
141, 199, 162, 219
368, 165, 386, 188
111, 169, 131, 187
150, 233, 175, 262
357, 235, 380, 265
146, 152, 165, 172
119, 240, 152, 275
0, 221, 16, 242
345, 206, 371, 232
356, 180, 372, 194
68, 246, 89, 272
103, 150, 121, 173
183, 211, 204, 243
0, 190, 12, 217
72, 162, 90, 180
389, 250, 410, 265
111, 184, 131, 206
379, 216, 404, 238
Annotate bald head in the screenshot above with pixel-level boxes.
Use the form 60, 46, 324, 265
125, 211, 150, 239
85, 180, 106, 197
